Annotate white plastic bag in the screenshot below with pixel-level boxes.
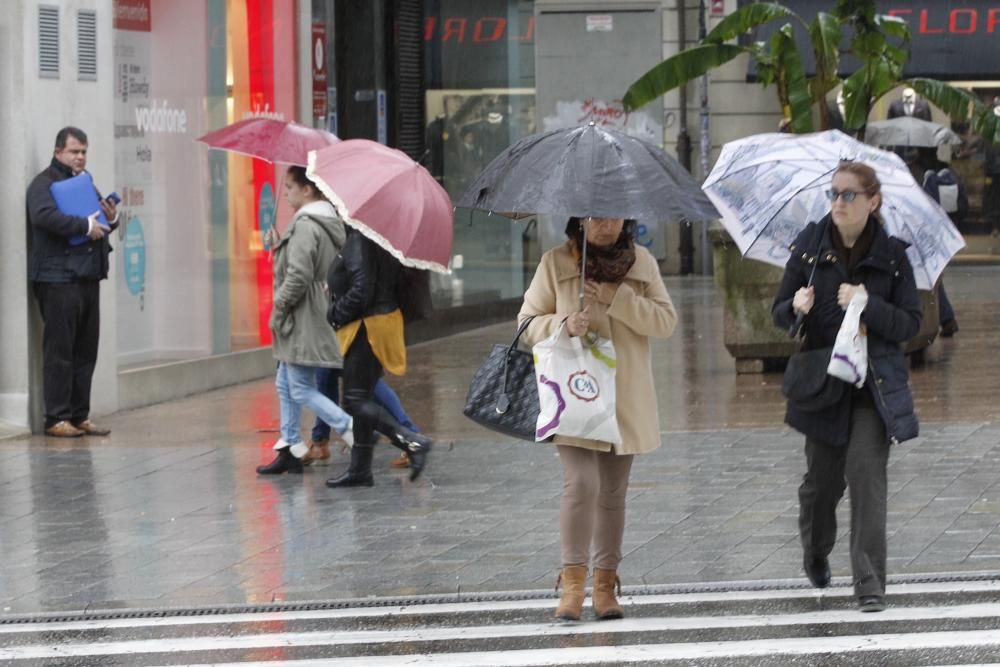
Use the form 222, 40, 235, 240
533, 323, 621, 444
827, 292, 868, 388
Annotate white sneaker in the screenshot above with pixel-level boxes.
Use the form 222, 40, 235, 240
340, 419, 354, 448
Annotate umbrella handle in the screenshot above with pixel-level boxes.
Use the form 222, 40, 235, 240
788, 312, 805, 338
579, 218, 587, 309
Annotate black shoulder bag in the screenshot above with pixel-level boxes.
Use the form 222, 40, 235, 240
781, 220, 847, 412
463, 316, 543, 441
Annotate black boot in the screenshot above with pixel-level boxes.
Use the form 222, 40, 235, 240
354, 403, 434, 482
392, 427, 433, 482
326, 444, 374, 488
256, 447, 304, 475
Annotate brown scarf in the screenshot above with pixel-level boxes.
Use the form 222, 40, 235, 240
569, 227, 636, 284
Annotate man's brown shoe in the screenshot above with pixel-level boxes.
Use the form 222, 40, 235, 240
74, 420, 111, 436
45, 421, 84, 438
390, 452, 410, 469
302, 439, 331, 466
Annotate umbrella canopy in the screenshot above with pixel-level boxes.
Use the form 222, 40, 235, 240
455, 123, 719, 223
864, 117, 961, 148
703, 130, 964, 290
196, 118, 338, 166
307, 139, 453, 274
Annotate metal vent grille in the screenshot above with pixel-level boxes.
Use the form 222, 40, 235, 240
393, 0, 424, 161
38, 5, 59, 79
77, 10, 97, 81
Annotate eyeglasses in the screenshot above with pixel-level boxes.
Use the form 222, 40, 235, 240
825, 189, 863, 203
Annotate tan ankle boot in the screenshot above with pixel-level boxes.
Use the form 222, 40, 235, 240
592, 568, 624, 620
554, 565, 587, 621
302, 440, 331, 466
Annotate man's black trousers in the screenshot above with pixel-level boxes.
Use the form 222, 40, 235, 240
33, 281, 100, 428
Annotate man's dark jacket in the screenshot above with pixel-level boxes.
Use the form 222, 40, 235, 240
772, 216, 922, 447
27, 159, 115, 283
326, 230, 400, 329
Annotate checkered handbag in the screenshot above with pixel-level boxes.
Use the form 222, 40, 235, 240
463, 317, 543, 441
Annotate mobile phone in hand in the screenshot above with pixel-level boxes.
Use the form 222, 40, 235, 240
105, 192, 121, 205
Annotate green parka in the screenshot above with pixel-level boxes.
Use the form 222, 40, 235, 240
269, 200, 346, 367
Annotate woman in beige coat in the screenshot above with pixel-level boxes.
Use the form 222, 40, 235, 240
518, 216, 677, 621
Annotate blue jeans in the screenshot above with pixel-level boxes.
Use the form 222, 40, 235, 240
276, 362, 352, 445
311, 368, 417, 442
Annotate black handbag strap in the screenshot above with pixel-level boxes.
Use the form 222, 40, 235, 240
497, 316, 535, 414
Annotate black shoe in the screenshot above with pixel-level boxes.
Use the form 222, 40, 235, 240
325, 470, 374, 487
256, 447, 304, 475
804, 556, 831, 588
940, 319, 958, 337
858, 595, 885, 612
326, 445, 374, 488
395, 428, 433, 481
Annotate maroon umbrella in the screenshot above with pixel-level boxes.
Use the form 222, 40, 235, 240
196, 118, 338, 166
306, 139, 453, 274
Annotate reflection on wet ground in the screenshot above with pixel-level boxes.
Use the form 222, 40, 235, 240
0, 265, 997, 615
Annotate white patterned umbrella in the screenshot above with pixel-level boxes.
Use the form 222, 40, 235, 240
703, 130, 965, 289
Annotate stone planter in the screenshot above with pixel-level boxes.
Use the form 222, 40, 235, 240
710, 228, 798, 373
709, 228, 938, 373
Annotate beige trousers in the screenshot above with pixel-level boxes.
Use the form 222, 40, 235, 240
557, 445, 635, 569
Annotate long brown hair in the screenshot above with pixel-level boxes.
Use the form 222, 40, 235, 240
565, 217, 637, 284
834, 161, 882, 216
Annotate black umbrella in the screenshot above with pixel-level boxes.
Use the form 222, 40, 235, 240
455, 122, 719, 223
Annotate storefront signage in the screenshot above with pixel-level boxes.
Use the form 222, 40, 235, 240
424, 0, 536, 89
743, 0, 1000, 79
123, 216, 146, 299
377, 90, 388, 145
424, 16, 535, 43
312, 22, 327, 119
585, 15, 613, 32
114, 0, 151, 32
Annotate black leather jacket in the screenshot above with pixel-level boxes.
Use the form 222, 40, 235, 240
327, 231, 401, 329
26, 159, 116, 283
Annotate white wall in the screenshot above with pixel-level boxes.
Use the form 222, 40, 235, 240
0, 0, 117, 431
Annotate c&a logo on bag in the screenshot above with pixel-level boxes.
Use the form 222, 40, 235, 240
568, 371, 600, 402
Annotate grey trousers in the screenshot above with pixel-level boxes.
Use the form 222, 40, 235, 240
557, 445, 634, 570
799, 404, 889, 597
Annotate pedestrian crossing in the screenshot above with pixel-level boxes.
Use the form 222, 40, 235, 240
4, 579, 1000, 665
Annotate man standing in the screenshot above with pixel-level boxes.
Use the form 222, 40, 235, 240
27, 127, 118, 437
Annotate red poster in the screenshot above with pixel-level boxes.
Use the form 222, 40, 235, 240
312, 22, 327, 119
113, 0, 152, 32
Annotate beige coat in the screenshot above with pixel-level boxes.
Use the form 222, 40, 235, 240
518, 241, 676, 455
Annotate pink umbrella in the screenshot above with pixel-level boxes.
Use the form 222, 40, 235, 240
196, 118, 338, 166
306, 139, 453, 274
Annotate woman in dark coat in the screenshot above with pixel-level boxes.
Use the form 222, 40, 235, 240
772, 161, 922, 613
324, 230, 432, 488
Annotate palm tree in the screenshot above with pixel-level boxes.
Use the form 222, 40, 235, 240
623, 0, 1000, 143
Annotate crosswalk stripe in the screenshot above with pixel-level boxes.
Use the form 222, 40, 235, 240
5, 602, 1000, 660
4, 578, 1000, 635
170, 630, 1000, 666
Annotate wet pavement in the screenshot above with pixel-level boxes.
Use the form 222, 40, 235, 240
1, 265, 1000, 618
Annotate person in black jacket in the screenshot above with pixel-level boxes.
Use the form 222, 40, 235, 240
27, 127, 119, 438
773, 161, 922, 614
324, 230, 432, 488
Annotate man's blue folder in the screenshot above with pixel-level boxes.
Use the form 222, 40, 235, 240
49, 172, 109, 246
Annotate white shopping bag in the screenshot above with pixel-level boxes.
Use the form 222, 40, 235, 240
532, 323, 621, 444
827, 292, 869, 388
